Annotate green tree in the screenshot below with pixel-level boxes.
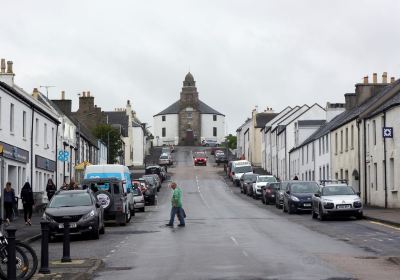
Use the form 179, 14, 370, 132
92, 124, 124, 164
225, 134, 237, 150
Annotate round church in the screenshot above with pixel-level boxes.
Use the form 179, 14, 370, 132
153, 73, 225, 146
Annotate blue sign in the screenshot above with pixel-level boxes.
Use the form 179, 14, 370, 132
58, 150, 70, 162
383, 127, 393, 138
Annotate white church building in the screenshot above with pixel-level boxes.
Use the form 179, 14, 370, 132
153, 73, 225, 146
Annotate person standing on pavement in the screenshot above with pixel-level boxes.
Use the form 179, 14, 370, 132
3, 182, 16, 224
21, 182, 34, 226
46, 178, 57, 201
165, 182, 185, 227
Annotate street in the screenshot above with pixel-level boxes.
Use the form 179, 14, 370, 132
32, 147, 400, 280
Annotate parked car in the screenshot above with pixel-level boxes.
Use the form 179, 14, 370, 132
251, 175, 277, 199
215, 152, 228, 164
283, 181, 319, 214
261, 182, 281, 204
159, 153, 172, 166
132, 184, 145, 212
143, 174, 161, 192
193, 151, 207, 166
240, 173, 258, 195
141, 176, 158, 205
145, 165, 166, 182
43, 189, 105, 239
202, 139, 219, 147
161, 146, 171, 155
84, 178, 134, 225
231, 160, 253, 186
312, 184, 363, 221
275, 181, 290, 209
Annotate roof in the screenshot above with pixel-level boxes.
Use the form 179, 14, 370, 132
104, 111, 129, 137
255, 113, 278, 128
297, 120, 326, 126
368, 88, 400, 118
154, 100, 225, 116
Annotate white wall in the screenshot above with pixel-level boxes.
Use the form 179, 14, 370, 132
132, 126, 144, 166
153, 114, 179, 146
201, 114, 225, 144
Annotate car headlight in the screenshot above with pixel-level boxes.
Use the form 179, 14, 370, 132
82, 210, 96, 220
322, 198, 333, 204
290, 196, 300, 202
42, 213, 54, 222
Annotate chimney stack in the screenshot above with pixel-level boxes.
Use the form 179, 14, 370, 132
61, 91, 65, 100
87, 91, 90, 97
6, 61, 13, 74
382, 72, 388, 83
32, 88, 39, 99
372, 73, 377, 84
82, 91, 86, 97
0, 59, 5, 73
391, 77, 395, 83
363, 76, 369, 84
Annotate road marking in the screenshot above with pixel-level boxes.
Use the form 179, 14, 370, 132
196, 175, 210, 209
369, 221, 400, 231
110, 250, 116, 253
230, 236, 239, 246
371, 238, 384, 242
242, 250, 248, 257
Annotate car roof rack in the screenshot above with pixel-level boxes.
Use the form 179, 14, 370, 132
319, 179, 348, 186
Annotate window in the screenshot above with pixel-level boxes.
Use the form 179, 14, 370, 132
390, 158, 394, 190
302, 147, 304, 164
306, 145, 309, 163
340, 169, 343, 180
322, 136, 325, 154
335, 132, 338, 155
345, 127, 348, 151
187, 112, 192, 119
326, 135, 329, 153
162, 116, 166, 122
51, 127, 55, 151
312, 144, 314, 161
319, 167, 321, 180
335, 172, 338, 180
340, 130, 343, 153
367, 123, 370, 152
35, 118, 39, 144
345, 170, 349, 182
351, 125, 354, 149
44, 123, 48, 147
22, 111, 27, 138
162, 127, 166, 137
10, 103, 14, 133
326, 164, 329, 179
213, 127, 217, 137
323, 166, 326, 180
373, 120, 376, 145
319, 139, 321, 155
374, 163, 378, 190
213, 115, 217, 121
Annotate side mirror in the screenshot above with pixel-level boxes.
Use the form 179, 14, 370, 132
314, 193, 320, 198
286, 190, 290, 195
356, 192, 361, 196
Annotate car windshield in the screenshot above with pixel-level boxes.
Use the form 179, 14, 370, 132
243, 174, 257, 182
322, 185, 355, 196
234, 166, 252, 173
195, 153, 206, 157
143, 176, 155, 184
291, 182, 319, 193
258, 176, 276, 183
132, 187, 141, 195
49, 193, 92, 208
270, 183, 281, 190
160, 156, 168, 159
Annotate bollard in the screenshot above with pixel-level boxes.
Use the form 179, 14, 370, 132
6, 226, 17, 280
61, 216, 71, 263
39, 221, 51, 274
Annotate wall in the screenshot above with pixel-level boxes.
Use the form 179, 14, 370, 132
153, 114, 179, 146
132, 126, 144, 166
201, 114, 225, 144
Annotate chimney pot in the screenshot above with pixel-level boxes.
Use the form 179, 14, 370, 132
61, 91, 65, 100
87, 91, 90, 97
363, 76, 369, 84
82, 91, 86, 97
6, 61, 13, 74
382, 72, 388, 83
391, 77, 395, 83
0, 59, 5, 73
373, 73, 377, 84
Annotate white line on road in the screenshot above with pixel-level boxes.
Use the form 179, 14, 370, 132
230, 236, 239, 246
242, 250, 248, 257
196, 175, 210, 209
369, 221, 400, 231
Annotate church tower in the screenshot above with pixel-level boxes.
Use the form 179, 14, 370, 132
179, 72, 201, 145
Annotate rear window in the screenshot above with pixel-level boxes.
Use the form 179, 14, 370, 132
258, 176, 276, 183
49, 193, 92, 208
233, 165, 252, 174
290, 182, 319, 193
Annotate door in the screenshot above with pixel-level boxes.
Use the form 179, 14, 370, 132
185, 130, 194, 146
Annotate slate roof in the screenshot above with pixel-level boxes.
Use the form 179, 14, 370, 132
255, 113, 278, 128
297, 120, 326, 126
154, 100, 225, 116
104, 111, 129, 137
291, 79, 400, 151
368, 89, 400, 118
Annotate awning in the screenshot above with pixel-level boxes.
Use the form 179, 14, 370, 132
75, 161, 92, 171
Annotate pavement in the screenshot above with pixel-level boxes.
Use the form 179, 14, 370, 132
363, 207, 400, 227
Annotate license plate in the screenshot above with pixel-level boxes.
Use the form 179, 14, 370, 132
303, 203, 311, 207
59, 223, 77, 229
271, 195, 275, 197
337, 204, 351, 209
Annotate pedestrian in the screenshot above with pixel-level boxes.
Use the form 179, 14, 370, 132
3, 182, 16, 224
46, 178, 57, 201
68, 179, 76, 190
165, 182, 185, 227
60, 182, 68, 190
21, 182, 34, 226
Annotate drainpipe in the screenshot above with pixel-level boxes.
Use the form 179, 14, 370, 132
383, 112, 388, 208
313, 141, 316, 181
284, 130, 287, 180
363, 120, 368, 205
30, 108, 34, 189
356, 120, 360, 194
55, 124, 59, 187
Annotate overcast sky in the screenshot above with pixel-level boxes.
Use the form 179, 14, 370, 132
1, 0, 399, 134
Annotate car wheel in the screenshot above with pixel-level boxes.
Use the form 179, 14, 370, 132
91, 225, 100, 240
288, 204, 294, 214
94, 190, 113, 210
311, 208, 318, 219
318, 205, 326, 221
141, 207, 145, 212
130, 206, 135, 216
126, 207, 132, 223
283, 202, 287, 212
99, 222, 105, 234
356, 212, 363, 220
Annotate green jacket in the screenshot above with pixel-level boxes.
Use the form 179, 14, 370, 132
171, 187, 183, 208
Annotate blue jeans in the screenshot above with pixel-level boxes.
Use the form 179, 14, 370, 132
169, 207, 185, 225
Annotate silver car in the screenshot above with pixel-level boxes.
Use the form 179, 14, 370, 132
311, 184, 363, 221
159, 153, 172, 166
132, 186, 145, 212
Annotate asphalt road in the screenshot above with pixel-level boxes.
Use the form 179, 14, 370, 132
32, 147, 400, 280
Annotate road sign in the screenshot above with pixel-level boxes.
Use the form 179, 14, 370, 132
58, 150, 70, 162
383, 127, 393, 138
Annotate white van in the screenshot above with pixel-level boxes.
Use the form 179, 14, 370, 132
231, 160, 253, 186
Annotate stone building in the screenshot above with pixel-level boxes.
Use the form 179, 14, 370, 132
153, 73, 225, 146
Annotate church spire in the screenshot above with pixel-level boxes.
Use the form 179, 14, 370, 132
183, 72, 195, 87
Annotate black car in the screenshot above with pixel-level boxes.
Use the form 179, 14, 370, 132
240, 173, 258, 195
43, 190, 105, 239
215, 153, 228, 164
283, 181, 319, 214
261, 182, 281, 204
141, 176, 157, 205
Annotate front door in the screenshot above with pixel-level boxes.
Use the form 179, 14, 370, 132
185, 130, 194, 146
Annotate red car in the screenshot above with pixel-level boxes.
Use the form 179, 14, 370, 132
193, 151, 207, 166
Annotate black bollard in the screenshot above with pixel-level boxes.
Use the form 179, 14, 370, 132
39, 221, 51, 274
6, 226, 17, 280
61, 216, 71, 263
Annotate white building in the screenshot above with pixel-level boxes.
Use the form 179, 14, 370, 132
236, 118, 252, 160
153, 73, 225, 146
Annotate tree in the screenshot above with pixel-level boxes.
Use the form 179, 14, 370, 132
92, 124, 124, 164
225, 134, 237, 150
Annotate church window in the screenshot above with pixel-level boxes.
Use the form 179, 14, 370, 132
187, 112, 192, 119
162, 116, 166, 122
213, 127, 217, 137
213, 115, 217, 121
162, 127, 166, 137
